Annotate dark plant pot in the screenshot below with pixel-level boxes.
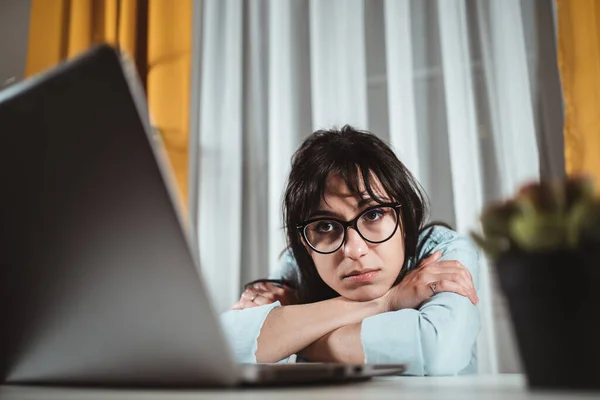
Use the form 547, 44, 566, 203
496, 249, 600, 390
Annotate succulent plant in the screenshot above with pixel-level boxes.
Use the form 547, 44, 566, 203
471, 176, 600, 260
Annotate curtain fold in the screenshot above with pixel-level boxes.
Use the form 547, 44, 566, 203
147, 0, 192, 206
309, 0, 368, 129
242, 0, 270, 284
436, 0, 497, 374
266, 0, 312, 275
384, 0, 420, 181
197, 0, 244, 312
484, 0, 540, 196
557, 0, 600, 185
25, 0, 141, 77
25, 0, 71, 76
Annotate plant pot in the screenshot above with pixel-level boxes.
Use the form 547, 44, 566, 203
496, 249, 600, 390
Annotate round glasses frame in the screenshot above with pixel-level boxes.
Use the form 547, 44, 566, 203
296, 202, 402, 255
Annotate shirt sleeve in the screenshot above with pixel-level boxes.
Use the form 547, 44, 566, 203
360, 228, 482, 376
219, 301, 283, 363
219, 251, 297, 364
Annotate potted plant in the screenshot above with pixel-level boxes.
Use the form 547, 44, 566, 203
472, 177, 600, 390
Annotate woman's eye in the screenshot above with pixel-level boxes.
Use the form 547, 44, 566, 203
363, 209, 384, 222
316, 222, 335, 233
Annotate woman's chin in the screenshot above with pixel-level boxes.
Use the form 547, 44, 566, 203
340, 285, 387, 302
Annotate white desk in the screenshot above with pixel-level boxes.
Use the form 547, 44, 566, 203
1, 375, 599, 400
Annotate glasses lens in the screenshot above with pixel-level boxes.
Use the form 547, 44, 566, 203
304, 220, 344, 253
356, 206, 398, 242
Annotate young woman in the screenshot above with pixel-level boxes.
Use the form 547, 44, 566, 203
221, 126, 481, 376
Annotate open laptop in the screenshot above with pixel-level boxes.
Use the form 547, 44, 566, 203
0, 45, 405, 387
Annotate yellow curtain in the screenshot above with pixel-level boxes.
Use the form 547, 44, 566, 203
25, 0, 192, 207
25, 0, 139, 76
556, 0, 600, 186
147, 0, 192, 207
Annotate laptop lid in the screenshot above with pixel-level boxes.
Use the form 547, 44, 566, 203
0, 45, 237, 386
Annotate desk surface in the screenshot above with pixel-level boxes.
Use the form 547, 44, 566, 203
2, 375, 599, 400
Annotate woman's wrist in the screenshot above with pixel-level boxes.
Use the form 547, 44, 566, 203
335, 295, 388, 323
374, 292, 392, 314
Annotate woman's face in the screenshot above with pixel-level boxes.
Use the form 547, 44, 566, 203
303, 173, 405, 302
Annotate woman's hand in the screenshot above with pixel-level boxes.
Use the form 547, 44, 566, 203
382, 251, 478, 312
231, 280, 297, 310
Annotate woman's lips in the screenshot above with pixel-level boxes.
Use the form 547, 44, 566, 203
344, 269, 380, 283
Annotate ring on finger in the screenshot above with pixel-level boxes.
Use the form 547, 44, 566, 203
429, 282, 437, 295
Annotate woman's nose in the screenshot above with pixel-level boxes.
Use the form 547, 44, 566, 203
342, 227, 368, 260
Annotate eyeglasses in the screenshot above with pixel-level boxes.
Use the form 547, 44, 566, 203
297, 203, 401, 254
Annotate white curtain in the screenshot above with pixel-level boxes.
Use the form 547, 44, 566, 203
188, 0, 564, 374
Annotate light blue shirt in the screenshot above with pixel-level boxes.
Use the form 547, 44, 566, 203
220, 226, 481, 375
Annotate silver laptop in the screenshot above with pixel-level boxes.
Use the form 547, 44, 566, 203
0, 45, 406, 387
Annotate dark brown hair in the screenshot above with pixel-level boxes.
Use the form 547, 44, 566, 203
277, 126, 442, 304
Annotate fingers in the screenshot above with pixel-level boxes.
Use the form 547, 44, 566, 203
393, 253, 479, 310
430, 280, 478, 305
430, 273, 478, 304
246, 288, 276, 302
263, 282, 289, 296
232, 289, 261, 310
423, 266, 478, 304
237, 284, 283, 309
420, 259, 476, 297
241, 289, 259, 301
233, 279, 297, 311
426, 266, 473, 288
252, 294, 273, 306
231, 299, 260, 310
250, 282, 286, 296
417, 256, 478, 304
433, 260, 474, 283
260, 282, 287, 297
233, 290, 274, 309
419, 254, 474, 286
252, 282, 269, 292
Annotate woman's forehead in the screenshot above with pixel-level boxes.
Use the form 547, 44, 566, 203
320, 173, 389, 207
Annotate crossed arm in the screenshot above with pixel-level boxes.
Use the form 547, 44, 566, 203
298, 322, 363, 363
255, 297, 380, 363
223, 237, 481, 374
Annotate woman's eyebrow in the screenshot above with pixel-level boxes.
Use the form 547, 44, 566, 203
309, 209, 344, 219
357, 197, 375, 208
310, 198, 389, 219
